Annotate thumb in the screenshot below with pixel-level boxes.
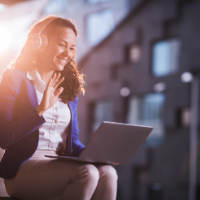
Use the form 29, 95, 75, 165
55, 87, 64, 98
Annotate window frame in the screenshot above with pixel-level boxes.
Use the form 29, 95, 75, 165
150, 36, 181, 77
126, 92, 166, 146
85, 9, 114, 45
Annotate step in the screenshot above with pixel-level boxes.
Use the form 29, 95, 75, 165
0, 198, 18, 200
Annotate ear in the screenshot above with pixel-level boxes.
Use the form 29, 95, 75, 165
37, 34, 48, 53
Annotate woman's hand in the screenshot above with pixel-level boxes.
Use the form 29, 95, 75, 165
36, 72, 64, 116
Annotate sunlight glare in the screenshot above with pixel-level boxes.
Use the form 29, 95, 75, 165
0, 3, 6, 12
0, 23, 13, 54
0, 13, 37, 55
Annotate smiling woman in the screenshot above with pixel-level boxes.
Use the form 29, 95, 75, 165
0, 15, 118, 200
12, 16, 85, 102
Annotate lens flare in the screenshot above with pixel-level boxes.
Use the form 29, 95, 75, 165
0, 23, 12, 54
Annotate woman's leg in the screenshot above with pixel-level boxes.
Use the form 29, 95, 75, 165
4, 159, 99, 200
60, 163, 99, 200
91, 164, 118, 200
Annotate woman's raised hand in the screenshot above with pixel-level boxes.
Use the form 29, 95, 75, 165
36, 72, 64, 116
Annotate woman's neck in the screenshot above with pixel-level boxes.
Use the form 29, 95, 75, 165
36, 65, 54, 85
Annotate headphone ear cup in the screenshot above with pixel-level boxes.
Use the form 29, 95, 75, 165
31, 34, 42, 49
38, 34, 48, 53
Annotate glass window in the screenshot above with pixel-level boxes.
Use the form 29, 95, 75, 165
86, 9, 114, 45
152, 38, 181, 77
127, 93, 165, 146
87, 0, 110, 3
92, 100, 113, 132
43, 0, 67, 16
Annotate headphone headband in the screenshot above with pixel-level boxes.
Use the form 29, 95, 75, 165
31, 17, 58, 50
38, 16, 58, 35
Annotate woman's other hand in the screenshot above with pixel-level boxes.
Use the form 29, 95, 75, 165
36, 72, 64, 116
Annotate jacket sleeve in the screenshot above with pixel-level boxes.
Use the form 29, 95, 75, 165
71, 97, 85, 157
0, 69, 45, 149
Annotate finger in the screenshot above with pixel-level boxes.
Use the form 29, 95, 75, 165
52, 72, 61, 86
50, 72, 57, 86
55, 87, 64, 98
54, 77, 65, 89
46, 77, 53, 88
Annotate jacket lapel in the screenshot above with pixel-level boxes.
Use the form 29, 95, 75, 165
26, 79, 38, 108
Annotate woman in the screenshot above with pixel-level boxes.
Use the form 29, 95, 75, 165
0, 15, 118, 200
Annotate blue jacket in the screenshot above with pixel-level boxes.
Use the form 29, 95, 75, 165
0, 68, 85, 179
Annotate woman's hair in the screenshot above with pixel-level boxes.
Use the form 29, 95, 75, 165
11, 15, 85, 103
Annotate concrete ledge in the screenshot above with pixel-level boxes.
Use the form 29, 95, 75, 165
0, 198, 18, 200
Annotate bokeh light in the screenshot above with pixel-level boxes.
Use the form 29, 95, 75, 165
120, 87, 130, 97
181, 72, 193, 83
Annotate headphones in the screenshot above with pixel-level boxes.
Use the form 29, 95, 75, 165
31, 17, 58, 52
31, 16, 75, 59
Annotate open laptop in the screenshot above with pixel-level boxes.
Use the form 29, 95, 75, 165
45, 121, 153, 164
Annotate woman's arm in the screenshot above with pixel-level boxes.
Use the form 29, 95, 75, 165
0, 69, 46, 149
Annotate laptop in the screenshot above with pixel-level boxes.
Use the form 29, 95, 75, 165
45, 121, 153, 164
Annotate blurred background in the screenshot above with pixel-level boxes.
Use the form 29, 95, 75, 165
0, 0, 200, 199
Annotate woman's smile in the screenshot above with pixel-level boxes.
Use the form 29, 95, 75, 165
56, 56, 68, 66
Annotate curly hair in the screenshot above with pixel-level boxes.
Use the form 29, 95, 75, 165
11, 15, 85, 103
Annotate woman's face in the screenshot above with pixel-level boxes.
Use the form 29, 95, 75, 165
39, 26, 76, 71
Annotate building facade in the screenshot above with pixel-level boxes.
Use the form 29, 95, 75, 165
78, 0, 200, 199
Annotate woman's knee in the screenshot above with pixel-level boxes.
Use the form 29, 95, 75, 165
76, 164, 99, 184
98, 165, 118, 181
86, 164, 100, 181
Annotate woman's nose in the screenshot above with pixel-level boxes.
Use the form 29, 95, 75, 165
62, 48, 72, 58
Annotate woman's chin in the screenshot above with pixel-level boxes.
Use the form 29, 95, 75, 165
55, 64, 65, 71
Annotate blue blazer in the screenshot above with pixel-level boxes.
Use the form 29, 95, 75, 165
0, 68, 85, 179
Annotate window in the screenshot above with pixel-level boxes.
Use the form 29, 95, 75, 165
128, 44, 141, 63
92, 100, 113, 132
86, 9, 114, 45
127, 93, 165, 146
43, 0, 67, 16
87, 0, 110, 3
152, 38, 181, 77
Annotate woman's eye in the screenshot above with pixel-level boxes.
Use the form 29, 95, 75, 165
59, 44, 65, 47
